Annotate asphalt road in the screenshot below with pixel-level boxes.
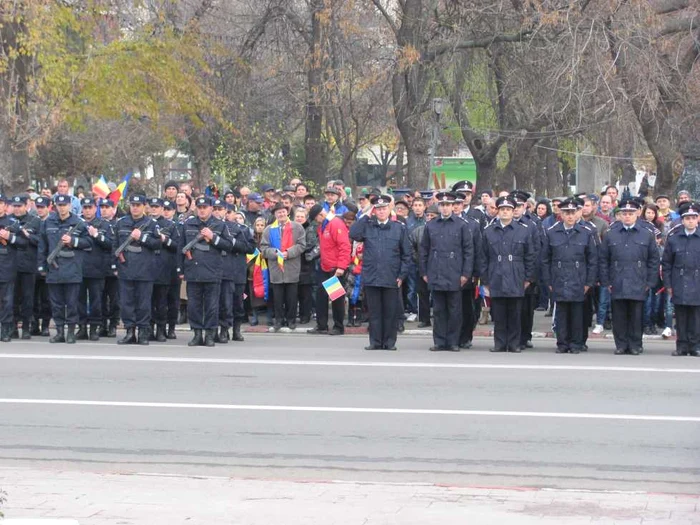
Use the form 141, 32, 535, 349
0, 334, 698, 494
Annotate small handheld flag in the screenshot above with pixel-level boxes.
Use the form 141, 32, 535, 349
322, 276, 346, 302
276, 249, 285, 271
92, 175, 110, 199
246, 248, 260, 264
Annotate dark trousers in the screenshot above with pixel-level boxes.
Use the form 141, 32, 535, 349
675, 304, 700, 354
232, 282, 245, 321
459, 286, 476, 345
432, 290, 461, 348
555, 301, 585, 351
365, 286, 399, 348
611, 299, 644, 351
187, 281, 220, 330
417, 276, 431, 325
33, 276, 51, 323
167, 277, 180, 325
49, 283, 80, 326
79, 277, 105, 324
103, 276, 120, 322
0, 281, 15, 324
519, 288, 537, 345
316, 270, 345, 331
151, 283, 169, 325
119, 280, 154, 329
272, 283, 298, 325
491, 297, 523, 351
218, 280, 234, 328
582, 290, 593, 345
13, 272, 35, 327
297, 283, 313, 322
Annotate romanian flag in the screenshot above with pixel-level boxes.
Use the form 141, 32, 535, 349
322, 276, 346, 302
246, 247, 260, 264
92, 175, 110, 199
252, 254, 269, 301
268, 219, 293, 271
108, 173, 131, 204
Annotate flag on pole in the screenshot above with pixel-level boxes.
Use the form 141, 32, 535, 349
322, 276, 346, 302
108, 173, 131, 204
246, 247, 260, 264
92, 175, 110, 199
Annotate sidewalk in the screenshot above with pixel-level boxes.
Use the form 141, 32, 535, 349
1, 468, 697, 524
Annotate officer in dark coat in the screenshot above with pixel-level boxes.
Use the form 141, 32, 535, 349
10, 195, 41, 339
349, 194, 411, 350
37, 194, 91, 344
114, 194, 161, 345
178, 196, 234, 347
419, 191, 474, 351
31, 197, 52, 337
482, 196, 536, 353
226, 204, 255, 341
452, 180, 486, 229
599, 199, 659, 355
661, 201, 700, 356
148, 198, 178, 342
162, 199, 181, 338
98, 198, 120, 338
76, 197, 113, 341
542, 198, 598, 354
0, 194, 27, 342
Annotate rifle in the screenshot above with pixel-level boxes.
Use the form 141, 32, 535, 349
182, 232, 204, 260
115, 223, 148, 263
46, 225, 76, 268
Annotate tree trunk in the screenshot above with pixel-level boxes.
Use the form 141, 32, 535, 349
185, 118, 211, 192
676, 141, 700, 199
503, 138, 538, 191
640, 117, 678, 197
305, 0, 328, 187
0, 128, 29, 194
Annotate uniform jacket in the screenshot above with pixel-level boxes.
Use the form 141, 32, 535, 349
458, 214, 485, 282
481, 219, 536, 298
260, 220, 306, 284
0, 214, 27, 282
598, 221, 659, 301
349, 215, 411, 288
661, 228, 700, 305
542, 222, 598, 302
464, 205, 487, 230
153, 216, 179, 285
12, 213, 40, 274
223, 220, 256, 284
301, 222, 319, 286
419, 214, 474, 291
179, 215, 234, 283
38, 212, 91, 284
81, 216, 114, 279
318, 216, 352, 272
516, 213, 543, 285
113, 214, 162, 282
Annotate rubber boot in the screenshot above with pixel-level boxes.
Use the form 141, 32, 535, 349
166, 323, 177, 339
107, 319, 118, 338
204, 329, 216, 347
30, 319, 41, 336
89, 324, 100, 341
0, 324, 11, 342
188, 329, 203, 347
65, 325, 77, 344
98, 320, 109, 337
118, 327, 136, 345
50, 325, 65, 343
137, 327, 150, 345
40, 319, 50, 337
75, 325, 89, 340
232, 320, 244, 342
155, 325, 167, 343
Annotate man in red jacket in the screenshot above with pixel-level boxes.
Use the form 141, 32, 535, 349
308, 204, 352, 335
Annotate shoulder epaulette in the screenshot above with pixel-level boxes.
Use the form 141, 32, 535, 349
517, 221, 528, 228
546, 221, 561, 231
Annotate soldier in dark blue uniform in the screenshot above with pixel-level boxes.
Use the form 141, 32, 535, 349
599, 199, 659, 355
114, 194, 161, 345
542, 198, 598, 354
349, 194, 411, 350
31, 197, 52, 336
661, 201, 700, 356
212, 199, 234, 343
148, 198, 178, 342
179, 196, 234, 347
76, 197, 113, 341
482, 196, 536, 353
37, 194, 91, 344
162, 199, 181, 339
419, 192, 474, 351
97, 198, 120, 338
10, 195, 41, 339
452, 180, 486, 229
0, 194, 27, 342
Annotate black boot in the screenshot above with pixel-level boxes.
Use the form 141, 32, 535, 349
75, 325, 89, 340
188, 329, 203, 347
65, 325, 77, 344
98, 320, 109, 338
0, 324, 10, 342
30, 320, 41, 336
118, 327, 136, 345
50, 325, 65, 343
155, 325, 167, 342
138, 327, 150, 345
10, 324, 19, 339
40, 319, 50, 337
106, 319, 118, 338
204, 329, 216, 347
21, 324, 31, 340
178, 304, 188, 325
166, 323, 177, 339
89, 324, 100, 341
217, 326, 229, 344
232, 321, 244, 342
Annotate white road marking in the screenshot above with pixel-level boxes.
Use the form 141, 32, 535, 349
0, 398, 698, 422
0, 353, 698, 374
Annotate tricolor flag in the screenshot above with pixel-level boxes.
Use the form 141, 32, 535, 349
276, 249, 285, 271
322, 276, 346, 302
108, 173, 131, 204
92, 175, 110, 199
246, 247, 260, 264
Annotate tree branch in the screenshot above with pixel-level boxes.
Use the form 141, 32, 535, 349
423, 29, 536, 62
652, 0, 690, 15
370, 0, 399, 36
656, 15, 699, 38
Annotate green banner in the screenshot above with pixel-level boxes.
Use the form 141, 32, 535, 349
429, 157, 477, 190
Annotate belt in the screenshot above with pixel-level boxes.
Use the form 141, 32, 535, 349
497, 255, 522, 262
126, 245, 142, 253
57, 250, 75, 258
194, 243, 210, 251
0, 247, 7, 255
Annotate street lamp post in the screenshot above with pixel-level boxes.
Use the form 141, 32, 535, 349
429, 98, 445, 188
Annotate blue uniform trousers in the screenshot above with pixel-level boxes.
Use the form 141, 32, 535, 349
49, 283, 80, 326
187, 281, 220, 330
119, 280, 153, 329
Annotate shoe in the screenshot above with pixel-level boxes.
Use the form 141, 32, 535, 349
204, 329, 216, 347
89, 324, 100, 341
489, 347, 506, 352
98, 322, 108, 338
397, 321, 405, 333
649, 325, 658, 335
689, 350, 700, 357
155, 325, 167, 343
661, 327, 673, 339
166, 324, 177, 339
643, 326, 652, 335
417, 322, 431, 328
65, 325, 76, 344
249, 318, 259, 327
592, 324, 604, 334
10, 325, 19, 339
555, 347, 568, 354
30, 321, 41, 336
603, 319, 612, 330
107, 320, 118, 338
629, 348, 641, 356
614, 349, 626, 355
525, 341, 533, 349
364, 345, 381, 350
458, 342, 472, 349
329, 327, 344, 336
273, 322, 282, 333
216, 327, 229, 344
50, 326, 65, 344
137, 327, 150, 345
188, 329, 203, 347
510, 347, 522, 353
75, 325, 89, 340
581, 344, 588, 352
447, 345, 460, 352
21, 328, 31, 340
517, 345, 526, 351
288, 323, 297, 331
570, 348, 581, 354
308, 327, 329, 335
231, 321, 244, 342
672, 349, 689, 356
40, 320, 50, 337
0, 324, 11, 342
118, 328, 136, 345
406, 313, 417, 322
383, 345, 397, 351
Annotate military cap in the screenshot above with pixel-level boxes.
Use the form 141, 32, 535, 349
129, 194, 146, 205
495, 196, 517, 209
0, 194, 8, 203
212, 198, 225, 208
98, 198, 115, 207
162, 199, 175, 211
419, 190, 435, 200
559, 198, 578, 211
148, 197, 163, 208
574, 197, 585, 208
34, 196, 49, 208
509, 190, 531, 204
679, 201, 700, 217
195, 196, 212, 207
618, 199, 640, 211
55, 194, 71, 205
452, 180, 474, 193
80, 197, 96, 207
370, 194, 392, 208
11, 195, 28, 205
453, 191, 466, 203
435, 191, 456, 204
